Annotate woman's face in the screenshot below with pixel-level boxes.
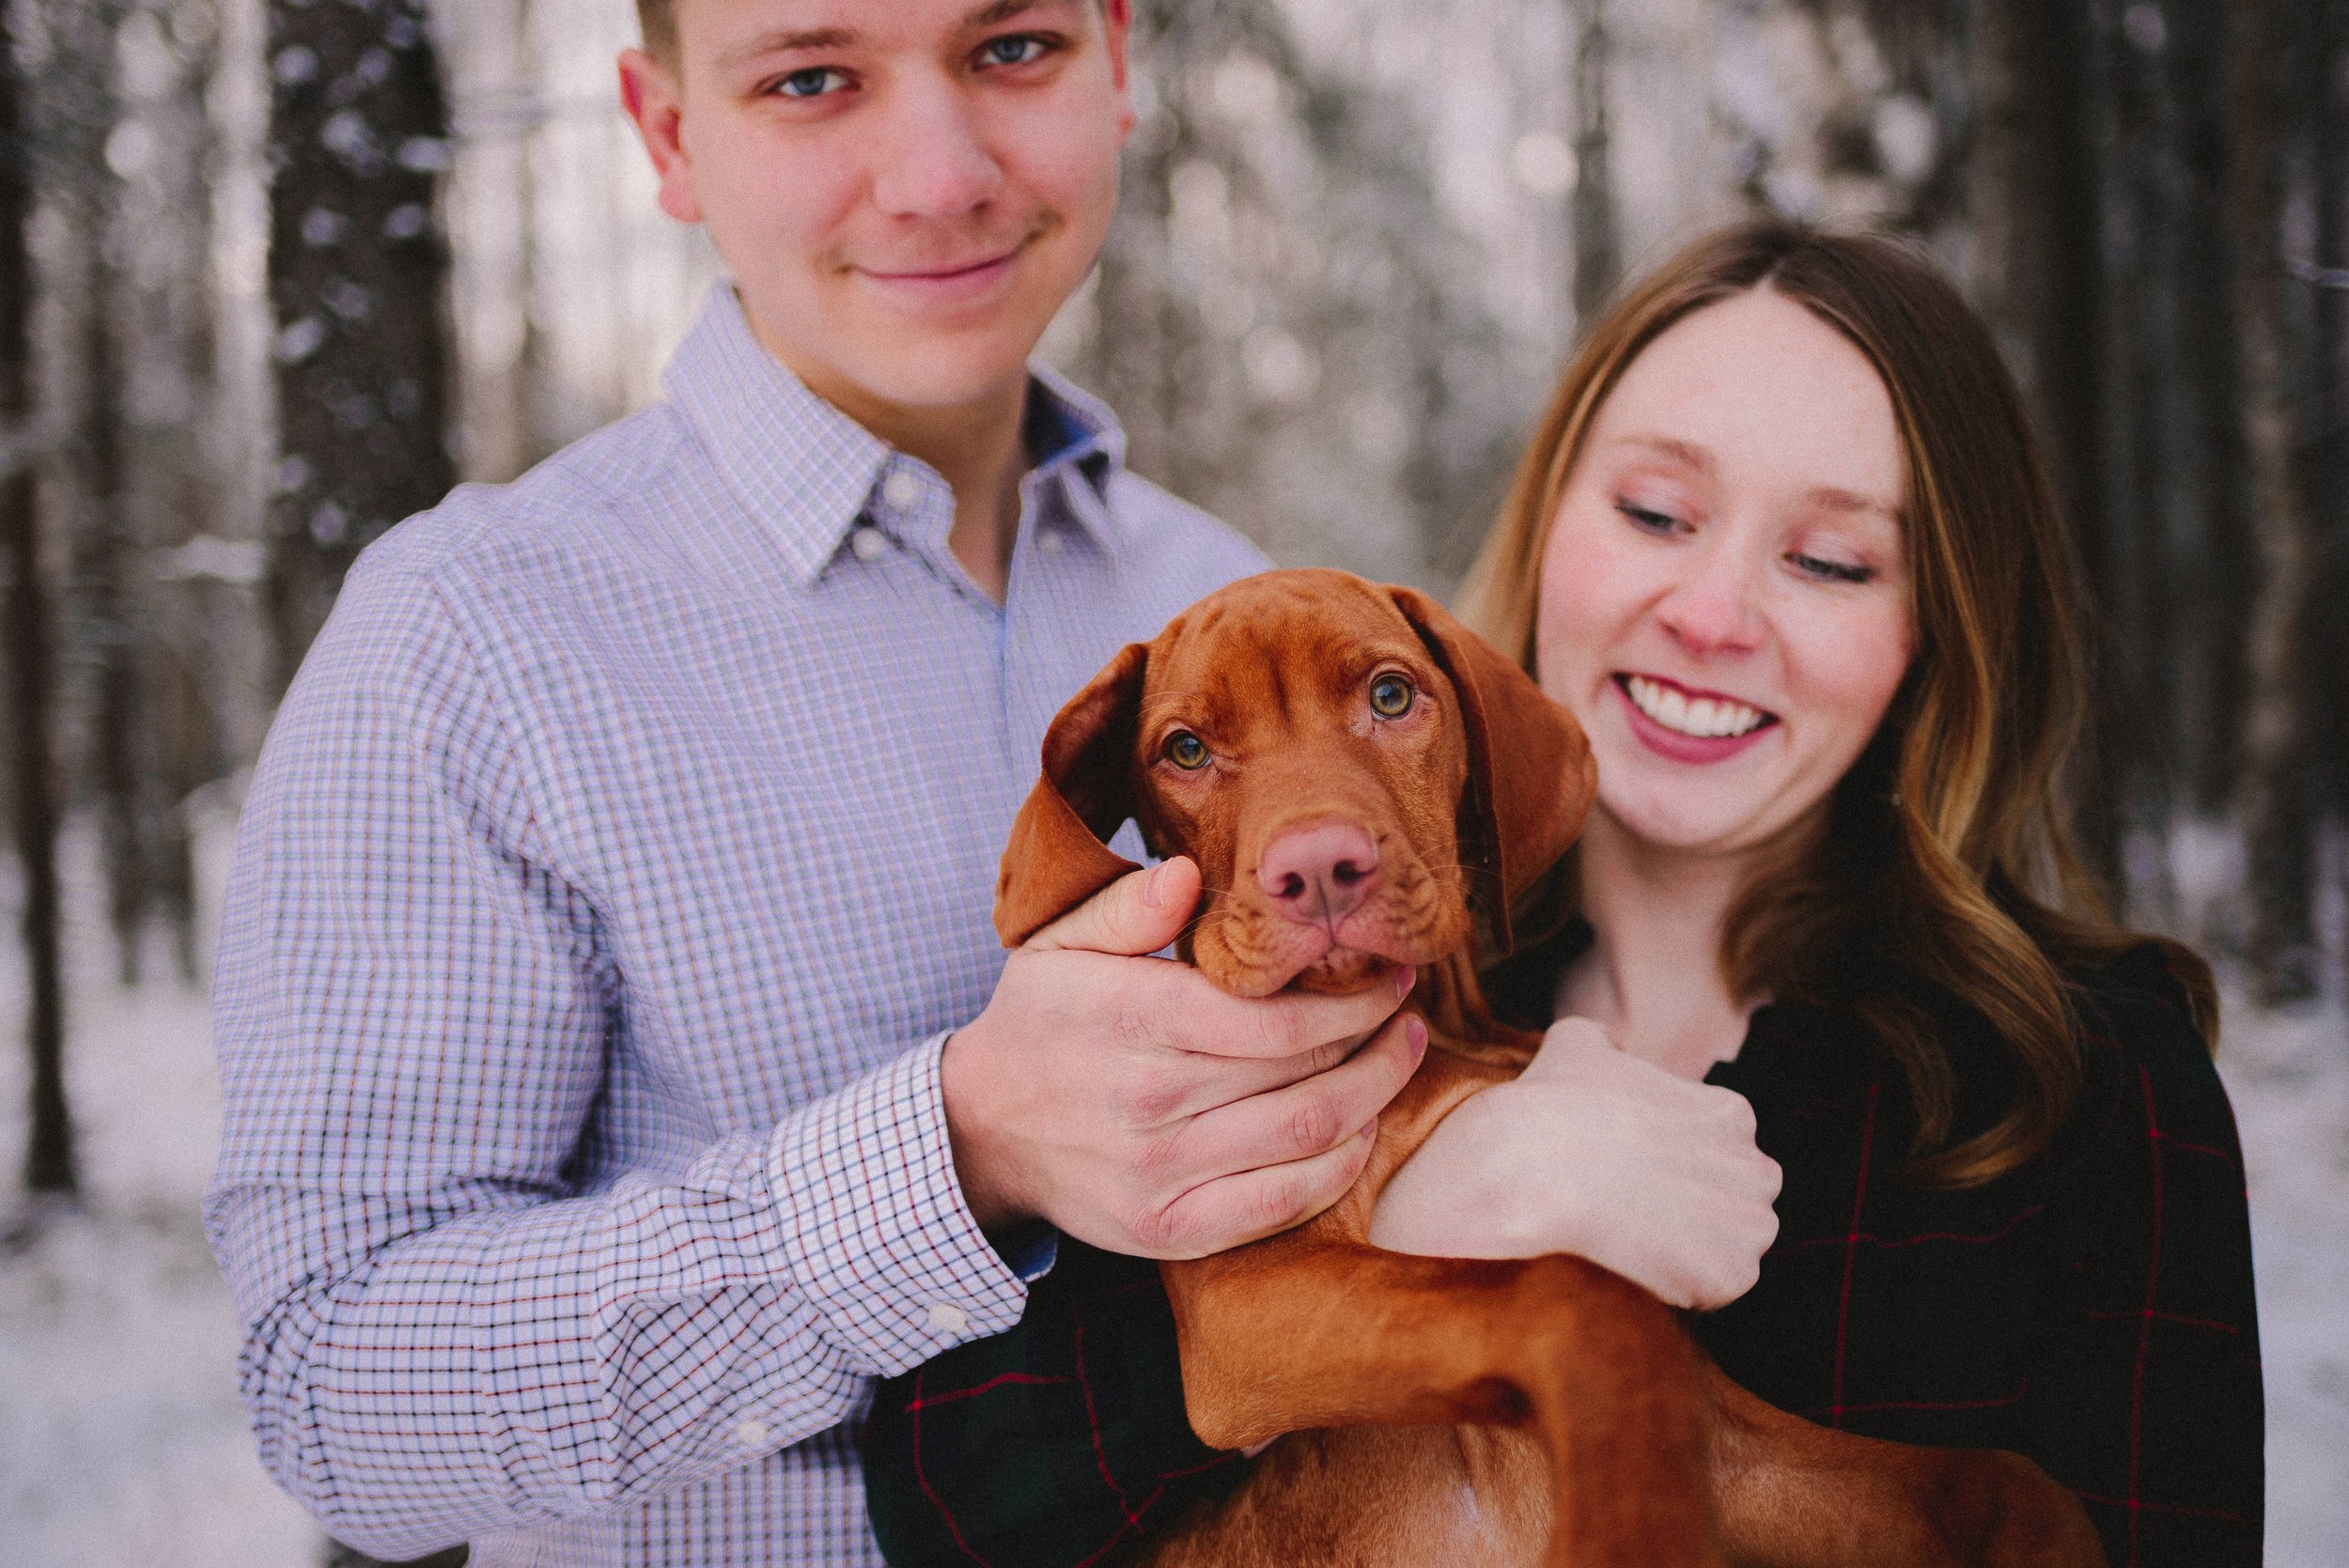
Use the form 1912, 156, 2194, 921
1534, 287, 1915, 862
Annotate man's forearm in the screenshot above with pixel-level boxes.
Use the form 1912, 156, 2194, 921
210, 1037, 1030, 1556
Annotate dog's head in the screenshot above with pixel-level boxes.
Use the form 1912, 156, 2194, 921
996, 569, 1597, 998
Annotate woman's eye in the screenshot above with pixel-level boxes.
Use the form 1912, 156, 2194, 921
1166, 731, 1209, 770
1615, 500, 1682, 535
1369, 675, 1415, 719
978, 34, 1052, 69
1790, 551, 1875, 585
775, 66, 848, 99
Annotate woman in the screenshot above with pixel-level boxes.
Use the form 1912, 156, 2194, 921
862, 220, 2263, 1568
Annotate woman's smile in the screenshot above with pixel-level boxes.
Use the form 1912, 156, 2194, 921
1613, 672, 1778, 763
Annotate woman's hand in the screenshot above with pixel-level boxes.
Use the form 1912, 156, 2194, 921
1366, 1017, 1781, 1310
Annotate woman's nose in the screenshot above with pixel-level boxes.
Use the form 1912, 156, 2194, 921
1655, 547, 1765, 656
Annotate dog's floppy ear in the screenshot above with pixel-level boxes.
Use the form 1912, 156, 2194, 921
1387, 586, 1596, 955
995, 642, 1151, 948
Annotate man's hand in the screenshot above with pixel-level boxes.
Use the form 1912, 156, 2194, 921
942, 857, 1423, 1259
1365, 1017, 1781, 1310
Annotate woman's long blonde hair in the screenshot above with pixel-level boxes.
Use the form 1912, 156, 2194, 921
1462, 219, 2216, 1187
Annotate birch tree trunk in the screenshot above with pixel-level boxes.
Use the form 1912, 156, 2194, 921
3, 0, 74, 1198
2228, 0, 2322, 1002
263, 0, 452, 690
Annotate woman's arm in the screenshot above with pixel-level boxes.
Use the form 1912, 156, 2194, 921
2028, 960, 2264, 1568
859, 1017, 1781, 1564
1368, 1017, 1781, 1309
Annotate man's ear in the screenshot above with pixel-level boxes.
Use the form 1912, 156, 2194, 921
995, 642, 1150, 947
1387, 586, 1596, 955
1100, 0, 1137, 139
617, 48, 702, 225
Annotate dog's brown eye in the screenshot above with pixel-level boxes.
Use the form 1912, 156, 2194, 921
1166, 731, 1209, 769
1369, 675, 1414, 719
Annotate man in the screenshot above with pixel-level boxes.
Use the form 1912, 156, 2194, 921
204, 2, 1422, 1561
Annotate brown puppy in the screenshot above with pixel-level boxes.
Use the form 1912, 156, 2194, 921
996, 569, 2104, 1568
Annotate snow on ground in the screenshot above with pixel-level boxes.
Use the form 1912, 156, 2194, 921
0, 811, 319, 1568
0, 810, 2344, 1565
2219, 989, 2349, 1568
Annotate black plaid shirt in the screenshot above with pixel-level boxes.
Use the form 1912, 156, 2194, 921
863, 943, 2263, 1568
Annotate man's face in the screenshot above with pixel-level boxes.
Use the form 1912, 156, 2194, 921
621, 0, 1132, 419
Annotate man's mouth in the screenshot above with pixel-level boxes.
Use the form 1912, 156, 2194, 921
1617, 673, 1775, 739
853, 218, 1054, 297
860, 241, 1027, 286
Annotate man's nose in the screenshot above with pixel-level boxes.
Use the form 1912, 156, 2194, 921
869, 82, 1004, 218
1256, 821, 1381, 928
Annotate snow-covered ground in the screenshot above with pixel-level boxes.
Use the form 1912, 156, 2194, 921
1, 812, 2343, 1566
0, 811, 319, 1568
2223, 994, 2349, 1568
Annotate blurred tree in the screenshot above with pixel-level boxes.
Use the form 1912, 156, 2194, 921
1079, 0, 1511, 584
4, 0, 73, 1198
2228, 0, 2323, 1002
32, 0, 166, 987
1968, 0, 2128, 895
263, 0, 453, 690
2143, 0, 2251, 825
114, 0, 229, 983
2313, 0, 2349, 1001
1569, 0, 1617, 320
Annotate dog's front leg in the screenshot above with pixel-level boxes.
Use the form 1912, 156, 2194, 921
1702, 1366, 2106, 1568
1161, 1234, 1725, 1568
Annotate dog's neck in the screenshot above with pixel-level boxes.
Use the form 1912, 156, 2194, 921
1414, 948, 1540, 1065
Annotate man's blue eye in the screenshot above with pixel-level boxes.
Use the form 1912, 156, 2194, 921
982, 36, 1048, 67
778, 67, 843, 98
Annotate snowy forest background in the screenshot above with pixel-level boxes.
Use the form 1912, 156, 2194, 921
1, 0, 2344, 1563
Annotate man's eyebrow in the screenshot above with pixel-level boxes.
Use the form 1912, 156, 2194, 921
962, 0, 1076, 31
712, 1, 1068, 70
714, 24, 859, 69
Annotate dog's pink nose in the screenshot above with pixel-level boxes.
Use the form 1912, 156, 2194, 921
1257, 821, 1381, 927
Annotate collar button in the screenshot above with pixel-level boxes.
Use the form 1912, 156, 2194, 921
880, 471, 923, 512
849, 525, 889, 563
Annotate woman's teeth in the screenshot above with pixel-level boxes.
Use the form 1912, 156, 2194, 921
1624, 675, 1768, 738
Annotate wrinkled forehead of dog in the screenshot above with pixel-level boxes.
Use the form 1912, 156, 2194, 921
993, 567, 1597, 953
1135, 569, 1462, 747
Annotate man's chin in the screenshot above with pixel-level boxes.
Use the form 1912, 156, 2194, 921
735, 288, 1048, 420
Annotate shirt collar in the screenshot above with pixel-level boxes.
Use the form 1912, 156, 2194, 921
663, 285, 1127, 588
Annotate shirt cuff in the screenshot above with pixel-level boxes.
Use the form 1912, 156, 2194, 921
767, 1030, 1030, 1377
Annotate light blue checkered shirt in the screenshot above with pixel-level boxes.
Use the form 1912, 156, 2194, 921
205, 284, 1268, 1565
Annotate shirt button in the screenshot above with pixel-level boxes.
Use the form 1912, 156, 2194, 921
1037, 529, 1066, 557
849, 525, 889, 562
926, 1300, 970, 1335
735, 1417, 771, 1448
880, 471, 923, 511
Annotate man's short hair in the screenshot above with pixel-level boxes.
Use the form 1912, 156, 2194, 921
636, 1, 678, 69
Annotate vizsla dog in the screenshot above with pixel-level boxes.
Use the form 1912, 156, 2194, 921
993, 569, 2104, 1568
